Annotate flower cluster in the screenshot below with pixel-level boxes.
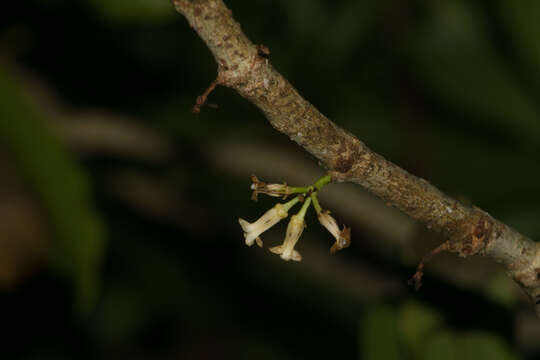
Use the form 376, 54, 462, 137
238, 174, 351, 261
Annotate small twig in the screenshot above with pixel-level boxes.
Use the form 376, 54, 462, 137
192, 76, 221, 113
408, 241, 450, 291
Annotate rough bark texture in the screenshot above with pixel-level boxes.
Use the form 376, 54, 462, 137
172, 0, 540, 315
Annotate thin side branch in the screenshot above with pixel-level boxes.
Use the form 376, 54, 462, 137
408, 242, 450, 291
193, 75, 221, 113
172, 0, 540, 315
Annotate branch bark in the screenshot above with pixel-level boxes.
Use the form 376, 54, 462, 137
172, 0, 540, 315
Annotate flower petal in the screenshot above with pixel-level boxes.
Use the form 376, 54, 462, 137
270, 214, 304, 261
269, 245, 283, 254
238, 203, 289, 247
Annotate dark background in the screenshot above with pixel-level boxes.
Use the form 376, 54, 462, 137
1, 0, 540, 358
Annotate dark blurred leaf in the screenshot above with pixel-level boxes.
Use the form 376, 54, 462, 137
422, 331, 456, 360
321, 0, 379, 67
455, 333, 518, 360
410, 0, 540, 148
400, 301, 443, 358
0, 65, 105, 315
498, 0, 540, 94
423, 331, 518, 360
361, 304, 401, 360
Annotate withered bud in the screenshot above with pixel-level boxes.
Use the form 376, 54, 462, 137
250, 175, 290, 201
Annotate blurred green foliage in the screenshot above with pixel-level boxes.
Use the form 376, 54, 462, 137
0, 66, 105, 314
362, 302, 518, 360
362, 304, 401, 360
2, 0, 540, 359
412, 1, 540, 148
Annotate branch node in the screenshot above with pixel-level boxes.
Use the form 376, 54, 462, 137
256, 44, 270, 59
408, 241, 450, 291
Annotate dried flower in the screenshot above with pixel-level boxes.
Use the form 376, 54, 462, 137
318, 210, 351, 254
269, 197, 311, 261
238, 197, 300, 247
250, 175, 290, 201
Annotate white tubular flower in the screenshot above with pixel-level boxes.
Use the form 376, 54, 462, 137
239, 197, 300, 247
317, 210, 351, 254
269, 197, 311, 262
269, 215, 305, 261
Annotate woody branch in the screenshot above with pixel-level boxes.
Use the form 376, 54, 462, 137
171, 0, 540, 316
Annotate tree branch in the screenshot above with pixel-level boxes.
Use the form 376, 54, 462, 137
172, 0, 540, 315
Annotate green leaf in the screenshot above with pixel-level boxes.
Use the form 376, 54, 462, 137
420, 326, 518, 360
0, 65, 105, 316
361, 304, 401, 360
455, 332, 518, 360
400, 301, 444, 357
423, 331, 456, 360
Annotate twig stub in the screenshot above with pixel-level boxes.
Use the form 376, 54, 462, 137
408, 241, 450, 291
192, 76, 221, 113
